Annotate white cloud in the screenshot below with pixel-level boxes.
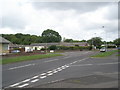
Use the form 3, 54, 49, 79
0, 1, 118, 41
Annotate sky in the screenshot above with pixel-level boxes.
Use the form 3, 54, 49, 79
0, 0, 119, 41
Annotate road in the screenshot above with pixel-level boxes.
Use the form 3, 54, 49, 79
2, 50, 119, 89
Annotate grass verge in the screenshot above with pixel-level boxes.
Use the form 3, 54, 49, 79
91, 50, 118, 58
2, 53, 62, 64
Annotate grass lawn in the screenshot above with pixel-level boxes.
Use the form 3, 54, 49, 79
91, 50, 118, 58
1, 53, 62, 64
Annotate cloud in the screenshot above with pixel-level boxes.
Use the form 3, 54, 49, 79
32, 2, 110, 13
0, 1, 118, 41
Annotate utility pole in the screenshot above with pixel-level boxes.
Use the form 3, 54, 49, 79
102, 26, 107, 51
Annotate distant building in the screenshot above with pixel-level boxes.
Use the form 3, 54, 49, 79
31, 42, 89, 47
0, 36, 11, 55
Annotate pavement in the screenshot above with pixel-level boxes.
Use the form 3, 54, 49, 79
2, 50, 119, 89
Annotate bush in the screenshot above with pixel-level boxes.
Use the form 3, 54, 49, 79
41, 48, 46, 50
49, 45, 57, 50
55, 46, 92, 50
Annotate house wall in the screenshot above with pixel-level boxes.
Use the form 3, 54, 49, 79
0, 43, 9, 54
33, 46, 45, 50
0, 44, 2, 54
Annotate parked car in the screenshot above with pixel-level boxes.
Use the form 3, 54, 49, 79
100, 47, 106, 52
11, 50, 20, 53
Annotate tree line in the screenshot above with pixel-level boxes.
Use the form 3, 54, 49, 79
1, 29, 120, 47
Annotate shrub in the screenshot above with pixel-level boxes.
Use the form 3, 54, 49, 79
48, 45, 57, 50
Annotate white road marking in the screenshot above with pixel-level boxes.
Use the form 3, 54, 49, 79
52, 69, 57, 71
71, 62, 119, 67
40, 73, 46, 76
22, 79, 31, 83
47, 73, 53, 76
40, 76, 47, 79
63, 56, 70, 59
8, 64, 35, 70
9, 83, 20, 87
97, 62, 119, 65
31, 79, 39, 83
7, 57, 90, 88
31, 75, 39, 79
57, 69, 62, 71
18, 83, 29, 88
44, 59, 59, 62
47, 71, 53, 73
53, 71, 58, 73
71, 64, 93, 67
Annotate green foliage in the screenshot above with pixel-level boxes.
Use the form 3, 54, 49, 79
113, 38, 120, 47
64, 39, 86, 43
107, 46, 116, 48
87, 37, 102, 47
2, 33, 42, 45
41, 29, 62, 43
49, 45, 57, 50
91, 50, 117, 57
56, 46, 92, 50
64, 39, 73, 42
2, 54, 62, 64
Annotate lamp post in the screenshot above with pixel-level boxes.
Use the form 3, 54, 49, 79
92, 33, 96, 50
102, 26, 107, 51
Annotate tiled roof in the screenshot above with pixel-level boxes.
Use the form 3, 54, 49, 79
31, 42, 89, 46
0, 36, 11, 43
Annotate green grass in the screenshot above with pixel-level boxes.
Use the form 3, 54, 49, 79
91, 50, 118, 58
2, 53, 62, 64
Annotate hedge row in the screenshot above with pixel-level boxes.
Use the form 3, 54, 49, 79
47, 45, 92, 50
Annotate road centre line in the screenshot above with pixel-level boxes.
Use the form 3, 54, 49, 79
31, 75, 39, 79
21, 79, 31, 83
8, 64, 35, 70
70, 62, 119, 67
18, 83, 29, 88
40, 73, 46, 76
44, 59, 59, 62
40, 76, 47, 79
9, 83, 20, 87
31, 79, 39, 83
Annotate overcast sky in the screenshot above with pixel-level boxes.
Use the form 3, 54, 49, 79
0, 0, 118, 41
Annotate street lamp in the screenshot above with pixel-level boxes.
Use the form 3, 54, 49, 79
92, 33, 96, 50
102, 26, 107, 51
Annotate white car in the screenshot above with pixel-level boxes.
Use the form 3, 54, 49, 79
100, 47, 106, 52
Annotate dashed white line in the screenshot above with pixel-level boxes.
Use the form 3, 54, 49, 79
40, 73, 46, 76
40, 76, 47, 79
8, 64, 35, 70
18, 83, 29, 88
53, 71, 58, 73
44, 59, 59, 62
22, 79, 31, 83
47, 71, 53, 73
47, 73, 53, 76
31, 79, 39, 83
7, 58, 89, 88
9, 83, 20, 87
31, 75, 39, 79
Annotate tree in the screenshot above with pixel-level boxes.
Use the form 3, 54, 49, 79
87, 37, 102, 48
64, 39, 73, 42
49, 45, 57, 50
41, 29, 62, 43
113, 38, 120, 47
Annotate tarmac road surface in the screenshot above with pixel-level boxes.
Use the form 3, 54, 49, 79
2, 50, 119, 89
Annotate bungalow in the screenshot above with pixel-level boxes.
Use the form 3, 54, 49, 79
9, 44, 34, 53
0, 36, 11, 55
31, 42, 89, 48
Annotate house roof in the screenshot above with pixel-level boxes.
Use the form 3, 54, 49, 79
0, 36, 11, 44
31, 42, 89, 46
